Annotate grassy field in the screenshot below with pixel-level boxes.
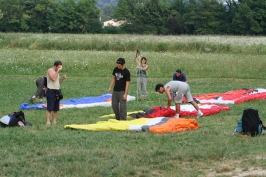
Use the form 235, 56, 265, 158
0, 33, 266, 177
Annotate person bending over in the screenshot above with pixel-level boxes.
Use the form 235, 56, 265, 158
29, 76, 47, 104
155, 81, 203, 118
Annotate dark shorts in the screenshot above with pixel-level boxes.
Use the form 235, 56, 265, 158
46, 88, 60, 111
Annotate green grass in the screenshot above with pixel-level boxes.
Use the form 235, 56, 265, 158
1, 33, 266, 54
0, 34, 266, 177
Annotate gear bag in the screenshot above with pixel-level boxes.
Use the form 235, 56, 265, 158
0, 111, 31, 127
235, 108, 266, 136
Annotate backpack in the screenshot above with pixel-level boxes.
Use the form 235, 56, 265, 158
235, 108, 266, 136
0, 111, 31, 127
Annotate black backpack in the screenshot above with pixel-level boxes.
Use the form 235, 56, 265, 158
8, 111, 25, 127
0, 111, 31, 127
241, 108, 265, 136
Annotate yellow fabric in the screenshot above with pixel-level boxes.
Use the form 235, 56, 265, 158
64, 117, 200, 134
64, 118, 151, 131
99, 110, 144, 118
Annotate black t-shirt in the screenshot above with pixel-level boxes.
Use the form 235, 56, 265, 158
112, 67, 131, 91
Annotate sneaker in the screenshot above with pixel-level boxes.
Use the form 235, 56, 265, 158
173, 114, 179, 118
29, 98, 35, 104
197, 111, 203, 118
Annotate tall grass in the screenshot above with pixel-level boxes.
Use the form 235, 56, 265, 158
0, 34, 266, 177
0, 49, 265, 80
1, 33, 266, 54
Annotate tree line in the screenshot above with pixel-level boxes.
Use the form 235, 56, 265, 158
0, 0, 102, 33
0, 0, 265, 35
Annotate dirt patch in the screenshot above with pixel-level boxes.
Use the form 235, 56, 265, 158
208, 167, 266, 177
205, 157, 266, 177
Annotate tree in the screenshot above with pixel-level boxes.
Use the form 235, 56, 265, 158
100, 4, 116, 22
47, 0, 80, 33
76, 0, 102, 33
114, 0, 175, 34
27, 0, 57, 32
232, 0, 266, 35
46, 0, 101, 33
223, 0, 238, 34
184, 0, 227, 35
46, 3, 65, 33
0, 0, 25, 32
167, 0, 187, 34
113, 0, 138, 22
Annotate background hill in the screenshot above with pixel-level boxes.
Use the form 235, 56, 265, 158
97, 0, 118, 8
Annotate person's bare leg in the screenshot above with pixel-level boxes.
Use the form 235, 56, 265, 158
190, 100, 200, 111
173, 103, 181, 118
190, 100, 203, 118
175, 103, 181, 114
52, 111, 57, 124
46, 110, 51, 125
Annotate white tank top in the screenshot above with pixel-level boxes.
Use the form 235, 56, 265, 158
47, 68, 60, 89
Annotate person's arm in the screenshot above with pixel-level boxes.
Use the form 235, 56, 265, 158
134, 52, 141, 60
108, 76, 115, 93
44, 87, 47, 94
134, 57, 140, 64
134, 57, 141, 69
140, 64, 148, 70
47, 66, 62, 81
59, 75, 67, 83
123, 81, 130, 100
173, 73, 176, 80
165, 87, 172, 108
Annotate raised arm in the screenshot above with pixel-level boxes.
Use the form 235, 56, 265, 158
134, 56, 140, 66
47, 67, 61, 81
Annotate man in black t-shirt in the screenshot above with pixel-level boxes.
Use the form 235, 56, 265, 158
108, 58, 131, 120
